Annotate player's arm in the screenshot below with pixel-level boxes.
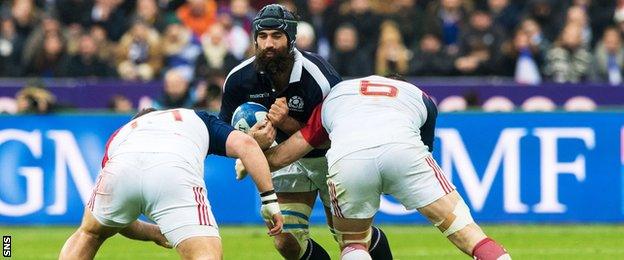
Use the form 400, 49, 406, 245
265, 103, 327, 171
267, 97, 304, 134
197, 111, 283, 235
264, 131, 315, 171
225, 131, 274, 193
225, 131, 283, 236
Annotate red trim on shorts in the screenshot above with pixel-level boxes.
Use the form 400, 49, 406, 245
426, 156, 451, 194
193, 187, 205, 225
198, 187, 211, 226
87, 174, 103, 211
101, 128, 121, 168
328, 181, 344, 218
193, 187, 211, 226
433, 159, 454, 193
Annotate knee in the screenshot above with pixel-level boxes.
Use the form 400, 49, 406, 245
274, 234, 303, 259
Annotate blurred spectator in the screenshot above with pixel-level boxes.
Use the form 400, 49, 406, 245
334, 0, 383, 51
116, 20, 163, 81
388, 0, 428, 47
328, 23, 373, 77
87, 0, 128, 41
176, 0, 218, 37
486, 0, 522, 36
409, 33, 454, 76
132, 0, 167, 32
216, 7, 250, 60
425, 0, 470, 55
499, 30, 543, 85
519, 18, 551, 58
194, 78, 222, 115
565, 5, 592, 48
296, 0, 334, 58
15, 81, 56, 114
162, 22, 202, 80
524, 0, 567, 42
55, 0, 90, 26
21, 14, 64, 69
24, 32, 70, 77
590, 27, 623, 85
0, 16, 24, 76
195, 22, 239, 78
11, 0, 40, 39
152, 68, 203, 109
454, 9, 505, 75
229, 0, 255, 33
498, 27, 544, 78
376, 21, 410, 75
296, 21, 315, 52
575, 0, 616, 47
90, 25, 116, 66
67, 33, 116, 77
544, 24, 592, 83
108, 94, 134, 113
614, 0, 624, 39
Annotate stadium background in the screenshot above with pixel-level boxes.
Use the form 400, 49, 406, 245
1, 0, 624, 259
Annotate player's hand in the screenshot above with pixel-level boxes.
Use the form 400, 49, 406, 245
260, 190, 283, 236
234, 158, 248, 180
267, 97, 289, 128
249, 120, 276, 150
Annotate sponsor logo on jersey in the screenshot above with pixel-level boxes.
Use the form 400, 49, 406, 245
249, 93, 270, 99
288, 96, 304, 111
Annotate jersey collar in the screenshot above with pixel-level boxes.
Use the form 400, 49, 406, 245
289, 48, 303, 84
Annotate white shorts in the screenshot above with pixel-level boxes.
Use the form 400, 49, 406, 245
326, 143, 455, 219
88, 152, 219, 247
272, 156, 330, 206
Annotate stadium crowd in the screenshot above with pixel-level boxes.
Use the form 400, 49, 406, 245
1, 0, 623, 114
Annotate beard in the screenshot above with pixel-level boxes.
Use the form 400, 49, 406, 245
254, 45, 295, 82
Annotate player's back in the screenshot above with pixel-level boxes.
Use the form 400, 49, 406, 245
106, 109, 209, 171
321, 75, 430, 164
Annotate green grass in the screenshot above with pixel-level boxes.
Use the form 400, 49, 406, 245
2, 225, 624, 259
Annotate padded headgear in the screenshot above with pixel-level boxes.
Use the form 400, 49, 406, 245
252, 4, 298, 52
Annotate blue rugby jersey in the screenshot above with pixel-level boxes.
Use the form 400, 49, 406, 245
219, 48, 341, 158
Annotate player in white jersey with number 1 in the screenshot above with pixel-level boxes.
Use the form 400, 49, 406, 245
60, 108, 283, 260
244, 75, 511, 260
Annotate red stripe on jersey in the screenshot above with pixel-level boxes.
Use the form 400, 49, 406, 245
300, 104, 329, 147
427, 157, 450, 194
101, 128, 121, 168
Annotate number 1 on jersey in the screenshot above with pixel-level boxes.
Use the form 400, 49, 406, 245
360, 80, 398, 97
171, 110, 183, 121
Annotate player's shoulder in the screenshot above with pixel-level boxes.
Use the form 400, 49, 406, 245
223, 56, 257, 92
299, 50, 341, 80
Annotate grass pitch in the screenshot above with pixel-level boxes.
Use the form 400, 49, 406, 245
2, 225, 623, 259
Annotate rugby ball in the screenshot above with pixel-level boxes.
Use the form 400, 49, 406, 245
231, 102, 268, 133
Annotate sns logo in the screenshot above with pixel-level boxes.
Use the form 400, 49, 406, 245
3, 236, 10, 257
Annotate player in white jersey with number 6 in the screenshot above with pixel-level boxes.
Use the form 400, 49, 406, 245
244, 75, 511, 260
60, 108, 282, 260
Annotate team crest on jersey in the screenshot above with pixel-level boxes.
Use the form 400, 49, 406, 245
288, 96, 304, 111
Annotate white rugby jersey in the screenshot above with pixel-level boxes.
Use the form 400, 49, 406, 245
103, 109, 234, 174
301, 75, 432, 167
